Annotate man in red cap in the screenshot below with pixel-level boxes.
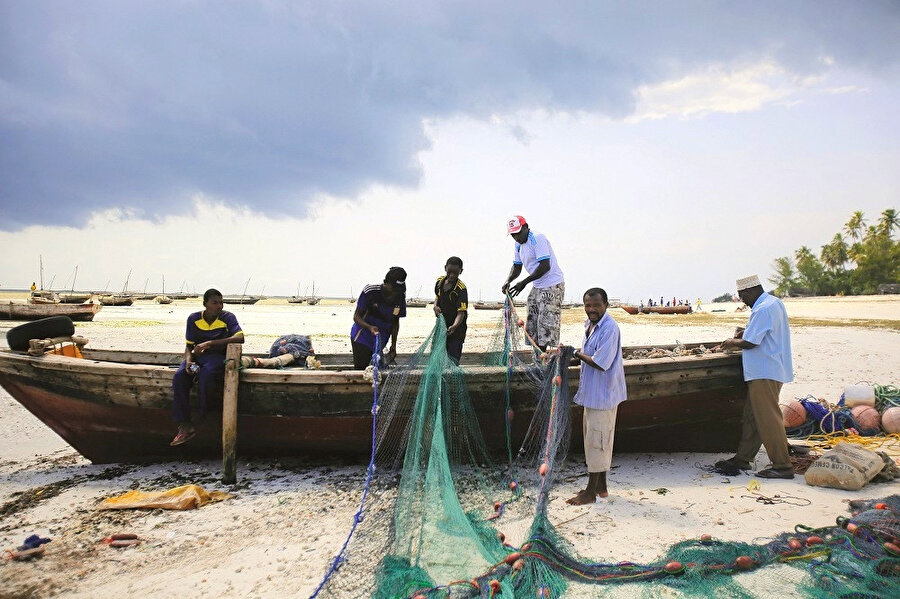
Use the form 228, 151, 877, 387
502, 216, 565, 350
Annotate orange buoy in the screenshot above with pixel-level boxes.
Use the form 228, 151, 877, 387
509, 481, 518, 492
553, 375, 562, 386
699, 533, 712, 542
489, 579, 501, 593
846, 523, 859, 534
413, 595, 427, 599
850, 405, 881, 432
780, 399, 807, 428
513, 558, 525, 571
735, 555, 754, 570
788, 538, 802, 550
806, 536, 824, 546
884, 542, 900, 556
521, 543, 532, 552
493, 501, 502, 511
875, 503, 889, 510
539, 463, 549, 476
664, 561, 683, 574
882, 407, 900, 434
504, 551, 522, 564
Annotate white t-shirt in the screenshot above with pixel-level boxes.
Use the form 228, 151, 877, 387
513, 230, 564, 288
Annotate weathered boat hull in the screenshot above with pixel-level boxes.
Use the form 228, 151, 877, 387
60, 294, 94, 303
0, 301, 101, 322
222, 296, 260, 305
99, 295, 134, 306
0, 343, 746, 463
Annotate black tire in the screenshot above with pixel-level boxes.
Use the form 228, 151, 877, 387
6, 316, 76, 351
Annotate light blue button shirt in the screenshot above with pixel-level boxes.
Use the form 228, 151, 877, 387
513, 231, 564, 288
741, 292, 794, 383
572, 312, 627, 410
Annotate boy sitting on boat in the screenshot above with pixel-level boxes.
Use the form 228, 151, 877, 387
170, 289, 244, 446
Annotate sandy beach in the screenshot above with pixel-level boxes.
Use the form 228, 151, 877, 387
1, 294, 898, 597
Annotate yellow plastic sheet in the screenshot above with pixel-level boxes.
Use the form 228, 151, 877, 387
98, 484, 233, 511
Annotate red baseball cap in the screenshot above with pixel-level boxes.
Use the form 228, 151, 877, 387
507, 215, 527, 234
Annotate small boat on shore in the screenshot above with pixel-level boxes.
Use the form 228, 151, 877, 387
473, 301, 504, 310
98, 294, 135, 306
0, 341, 745, 463
621, 305, 693, 315
60, 293, 94, 303
1, 301, 101, 322
222, 296, 261, 305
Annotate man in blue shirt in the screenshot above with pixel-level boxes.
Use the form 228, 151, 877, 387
714, 275, 794, 479
501, 216, 565, 350
170, 288, 245, 446
351, 266, 407, 369
561, 287, 627, 504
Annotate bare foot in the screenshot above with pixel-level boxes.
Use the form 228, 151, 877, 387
566, 490, 596, 505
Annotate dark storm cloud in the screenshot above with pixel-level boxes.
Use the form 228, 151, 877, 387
1, 1, 898, 229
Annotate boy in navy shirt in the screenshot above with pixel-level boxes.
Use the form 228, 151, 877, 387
170, 289, 244, 446
351, 266, 407, 369
434, 256, 468, 364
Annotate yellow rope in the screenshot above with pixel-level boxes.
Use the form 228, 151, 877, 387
800, 431, 900, 458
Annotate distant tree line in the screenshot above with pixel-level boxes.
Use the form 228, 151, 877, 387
711, 292, 734, 303
769, 209, 899, 297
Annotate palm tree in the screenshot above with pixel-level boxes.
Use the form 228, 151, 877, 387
877, 208, 898, 237
768, 256, 796, 297
843, 210, 866, 241
820, 233, 849, 272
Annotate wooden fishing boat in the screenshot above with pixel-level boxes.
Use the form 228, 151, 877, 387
0, 301, 101, 322
0, 341, 745, 463
406, 299, 428, 308
222, 296, 261, 305
60, 293, 94, 303
621, 305, 692, 315
154, 295, 173, 305
99, 294, 135, 306
473, 301, 504, 310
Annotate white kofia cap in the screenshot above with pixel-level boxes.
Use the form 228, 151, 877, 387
736, 275, 761, 291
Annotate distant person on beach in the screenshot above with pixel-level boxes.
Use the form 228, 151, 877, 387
170, 289, 244, 446
351, 266, 407, 369
502, 216, 565, 351
434, 257, 468, 365
560, 287, 627, 504
712, 275, 794, 479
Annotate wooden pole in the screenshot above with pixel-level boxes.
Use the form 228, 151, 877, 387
222, 342, 242, 484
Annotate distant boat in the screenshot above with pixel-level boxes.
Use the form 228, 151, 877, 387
222, 296, 261, 305
60, 266, 93, 303
155, 276, 173, 304
348, 287, 356, 304
288, 282, 305, 304
306, 282, 320, 306
1, 300, 101, 322
473, 301, 503, 310
621, 305, 692, 315
99, 294, 135, 306
29, 290, 60, 304
406, 299, 428, 308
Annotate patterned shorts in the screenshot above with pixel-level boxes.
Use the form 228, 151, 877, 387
526, 281, 564, 348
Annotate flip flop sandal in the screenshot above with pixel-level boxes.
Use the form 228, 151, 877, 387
169, 430, 196, 447
755, 467, 795, 479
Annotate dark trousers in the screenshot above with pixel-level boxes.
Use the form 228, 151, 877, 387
172, 353, 225, 424
352, 341, 376, 370
446, 335, 464, 365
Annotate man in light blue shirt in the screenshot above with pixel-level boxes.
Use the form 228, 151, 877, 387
561, 287, 627, 504
714, 275, 794, 479
501, 216, 565, 350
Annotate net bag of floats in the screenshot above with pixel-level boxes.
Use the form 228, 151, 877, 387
311, 300, 900, 598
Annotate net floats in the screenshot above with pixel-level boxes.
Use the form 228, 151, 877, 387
664, 561, 684, 574
489, 579, 501, 593
787, 538, 803, 550
875, 502, 889, 510
539, 462, 549, 476
504, 552, 522, 565
885, 542, 900, 556
509, 481, 518, 492
805, 536, 825, 547
699, 533, 713, 544
735, 555, 754, 570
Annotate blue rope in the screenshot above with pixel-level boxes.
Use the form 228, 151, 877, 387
308, 337, 381, 598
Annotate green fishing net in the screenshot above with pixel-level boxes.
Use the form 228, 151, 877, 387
314, 304, 900, 598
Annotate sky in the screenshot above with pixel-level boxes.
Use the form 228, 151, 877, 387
1, 1, 898, 302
